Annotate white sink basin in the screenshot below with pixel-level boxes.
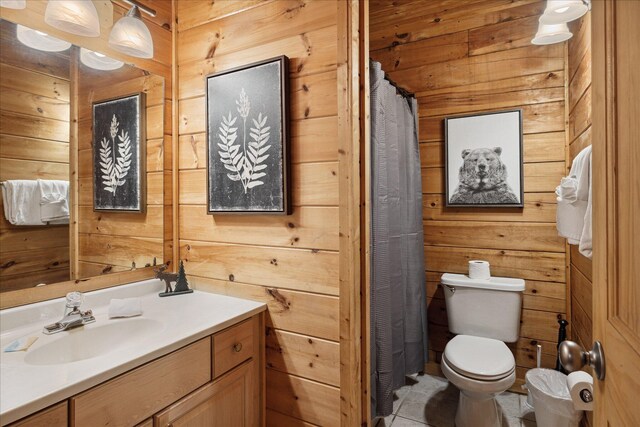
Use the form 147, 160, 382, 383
24, 318, 163, 366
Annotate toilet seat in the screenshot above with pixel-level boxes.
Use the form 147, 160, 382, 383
443, 335, 515, 381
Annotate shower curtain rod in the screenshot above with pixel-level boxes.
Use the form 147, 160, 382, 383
384, 75, 415, 99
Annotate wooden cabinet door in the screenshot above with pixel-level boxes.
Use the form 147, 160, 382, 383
592, 1, 640, 426
154, 360, 256, 427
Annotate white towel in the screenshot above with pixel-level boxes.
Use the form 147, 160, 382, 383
38, 179, 69, 223
108, 298, 143, 318
1, 180, 45, 226
556, 146, 592, 258
579, 159, 592, 259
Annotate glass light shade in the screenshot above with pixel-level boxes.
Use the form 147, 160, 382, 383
540, 0, 589, 24
108, 7, 153, 59
16, 24, 72, 52
532, 22, 573, 45
44, 0, 100, 37
80, 48, 124, 70
0, 0, 26, 9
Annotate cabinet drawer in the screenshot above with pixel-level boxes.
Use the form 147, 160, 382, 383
9, 402, 67, 427
213, 317, 256, 378
71, 337, 211, 427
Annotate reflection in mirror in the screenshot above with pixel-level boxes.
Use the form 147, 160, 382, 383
0, 19, 164, 293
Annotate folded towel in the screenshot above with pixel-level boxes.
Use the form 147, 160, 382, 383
1, 180, 45, 225
579, 158, 593, 259
108, 298, 143, 318
556, 177, 578, 202
38, 179, 69, 222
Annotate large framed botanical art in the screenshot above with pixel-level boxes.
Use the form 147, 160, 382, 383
206, 56, 291, 214
92, 93, 146, 212
445, 109, 524, 208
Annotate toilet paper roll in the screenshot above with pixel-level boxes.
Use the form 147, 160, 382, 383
468, 260, 491, 280
567, 371, 594, 411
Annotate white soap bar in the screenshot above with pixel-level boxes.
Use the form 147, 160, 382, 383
109, 298, 143, 318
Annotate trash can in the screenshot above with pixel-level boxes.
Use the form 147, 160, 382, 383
524, 368, 583, 427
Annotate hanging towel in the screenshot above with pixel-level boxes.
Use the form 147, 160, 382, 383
1, 180, 45, 226
38, 179, 69, 223
578, 160, 592, 259
556, 145, 592, 258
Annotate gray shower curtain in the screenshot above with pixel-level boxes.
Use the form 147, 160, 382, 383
370, 60, 428, 418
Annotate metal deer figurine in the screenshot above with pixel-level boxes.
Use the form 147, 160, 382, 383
154, 265, 178, 294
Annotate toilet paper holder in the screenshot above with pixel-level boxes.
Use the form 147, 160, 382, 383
580, 389, 593, 403
558, 340, 606, 380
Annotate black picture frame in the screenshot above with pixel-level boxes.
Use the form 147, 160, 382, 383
92, 93, 146, 213
205, 55, 291, 215
444, 109, 524, 208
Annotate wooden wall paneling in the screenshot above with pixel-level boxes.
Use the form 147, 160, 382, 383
370, 0, 570, 391
266, 369, 340, 426
567, 15, 593, 403
265, 328, 340, 387
360, 0, 372, 423
192, 276, 339, 343
180, 241, 338, 296
175, 2, 348, 424
337, 1, 363, 424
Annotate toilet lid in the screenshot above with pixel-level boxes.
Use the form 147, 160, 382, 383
444, 335, 515, 380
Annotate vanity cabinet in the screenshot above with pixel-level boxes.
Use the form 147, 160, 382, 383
8, 314, 263, 427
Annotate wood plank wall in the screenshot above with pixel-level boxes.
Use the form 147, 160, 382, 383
175, 1, 341, 425
369, 0, 569, 390
567, 12, 593, 427
0, 20, 70, 292
76, 65, 165, 277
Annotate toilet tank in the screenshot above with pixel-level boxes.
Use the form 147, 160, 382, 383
441, 273, 525, 342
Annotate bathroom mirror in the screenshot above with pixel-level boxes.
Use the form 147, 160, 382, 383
0, 19, 168, 295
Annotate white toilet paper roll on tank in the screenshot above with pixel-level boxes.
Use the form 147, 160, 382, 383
468, 260, 491, 279
567, 371, 594, 411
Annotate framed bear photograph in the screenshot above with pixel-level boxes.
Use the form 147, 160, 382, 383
206, 56, 291, 214
444, 109, 523, 208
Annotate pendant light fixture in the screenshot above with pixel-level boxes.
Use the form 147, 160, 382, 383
0, 0, 26, 9
16, 24, 72, 52
44, 0, 100, 37
531, 21, 573, 45
80, 48, 124, 70
109, 1, 156, 59
540, 0, 589, 25
532, 0, 590, 45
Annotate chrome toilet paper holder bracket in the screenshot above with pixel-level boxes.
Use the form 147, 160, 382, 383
558, 340, 606, 380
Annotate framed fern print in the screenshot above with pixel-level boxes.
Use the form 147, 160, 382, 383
92, 93, 145, 212
206, 56, 290, 214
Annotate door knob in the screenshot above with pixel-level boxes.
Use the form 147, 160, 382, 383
558, 340, 605, 380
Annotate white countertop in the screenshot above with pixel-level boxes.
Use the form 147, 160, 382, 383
0, 279, 266, 425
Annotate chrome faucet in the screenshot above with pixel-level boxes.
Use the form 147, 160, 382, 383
43, 292, 96, 335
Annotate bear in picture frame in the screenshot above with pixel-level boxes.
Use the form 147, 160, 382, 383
444, 109, 524, 208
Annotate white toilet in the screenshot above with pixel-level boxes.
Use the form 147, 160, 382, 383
440, 273, 525, 427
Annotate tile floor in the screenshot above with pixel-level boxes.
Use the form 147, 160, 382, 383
374, 373, 537, 427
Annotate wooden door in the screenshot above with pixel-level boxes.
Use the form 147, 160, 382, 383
154, 360, 256, 427
592, 1, 640, 426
